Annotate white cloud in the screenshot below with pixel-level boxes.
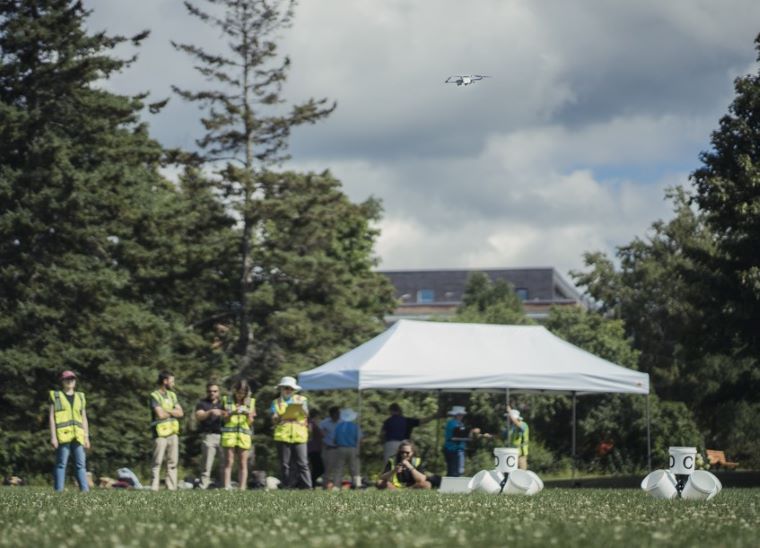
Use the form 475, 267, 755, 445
82, 0, 760, 281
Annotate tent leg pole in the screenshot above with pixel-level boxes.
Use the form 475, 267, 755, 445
646, 393, 651, 472
357, 389, 362, 483
435, 389, 442, 471
571, 391, 577, 479
506, 387, 510, 409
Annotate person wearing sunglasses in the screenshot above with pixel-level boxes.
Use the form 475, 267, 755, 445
376, 440, 431, 490
194, 381, 225, 488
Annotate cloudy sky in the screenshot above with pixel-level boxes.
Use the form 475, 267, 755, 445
84, 1, 760, 280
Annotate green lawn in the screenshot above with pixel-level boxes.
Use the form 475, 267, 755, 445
1, 487, 758, 547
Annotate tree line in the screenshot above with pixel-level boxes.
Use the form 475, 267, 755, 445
1, 0, 758, 478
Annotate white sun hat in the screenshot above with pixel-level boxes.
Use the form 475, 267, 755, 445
340, 408, 358, 422
276, 376, 302, 391
509, 409, 521, 420
447, 405, 467, 416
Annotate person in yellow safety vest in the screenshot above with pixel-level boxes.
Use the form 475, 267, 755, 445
270, 375, 311, 489
49, 370, 90, 492
376, 440, 431, 490
221, 378, 256, 490
149, 371, 183, 491
504, 405, 529, 470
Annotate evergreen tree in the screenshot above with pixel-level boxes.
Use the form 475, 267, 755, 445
0, 1, 216, 475
246, 170, 396, 385
691, 33, 760, 359
172, 0, 336, 360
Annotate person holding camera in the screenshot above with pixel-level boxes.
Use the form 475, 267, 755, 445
376, 440, 431, 490
221, 379, 256, 490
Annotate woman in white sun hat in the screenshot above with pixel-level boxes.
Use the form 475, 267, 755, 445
442, 405, 488, 477
270, 376, 311, 488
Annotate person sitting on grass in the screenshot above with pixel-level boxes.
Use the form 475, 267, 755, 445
376, 440, 431, 490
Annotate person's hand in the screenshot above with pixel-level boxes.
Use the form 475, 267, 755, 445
51, 438, 59, 449
482, 433, 493, 439
506, 404, 512, 413
471, 427, 481, 434
211, 408, 224, 417
84, 437, 91, 450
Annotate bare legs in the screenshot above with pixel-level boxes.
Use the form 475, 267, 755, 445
223, 447, 250, 490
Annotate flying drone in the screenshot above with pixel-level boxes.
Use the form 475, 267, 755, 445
445, 74, 491, 86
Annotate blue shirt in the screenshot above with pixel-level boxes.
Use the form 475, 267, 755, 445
319, 417, 340, 447
334, 421, 362, 448
269, 395, 309, 415
444, 418, 466, 452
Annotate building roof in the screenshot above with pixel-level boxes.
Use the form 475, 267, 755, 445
378, 267, 582, 305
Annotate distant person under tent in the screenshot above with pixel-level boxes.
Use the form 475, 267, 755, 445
319, 406, 341, 490
442, 405, 489, 477
307, 409, 325, 488
503, 405, 529, 470
332, 408, 363, 489
380, 403, 436, 461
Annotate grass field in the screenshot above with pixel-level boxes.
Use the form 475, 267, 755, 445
1, 487, 758, 547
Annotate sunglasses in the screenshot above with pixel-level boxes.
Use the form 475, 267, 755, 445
398, 450, 411, 455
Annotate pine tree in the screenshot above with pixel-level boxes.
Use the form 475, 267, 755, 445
172, 0, 336, 361
0, 1, 215, 475
691, 33, 760, 358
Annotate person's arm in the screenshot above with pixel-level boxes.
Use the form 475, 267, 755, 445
153, 403, 170, 420
418, 414, 437, 425
171, 401, 184, 419
402, 459, 426, 483
81, 408, 91, 449
271, 401, 281, 424
49, 404, 58, 449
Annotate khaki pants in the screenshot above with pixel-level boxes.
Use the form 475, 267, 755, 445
151, 434, 179, 491
200, 433, 224, 489
383, 441, 402, 462
518, 455, 528, 470
322, 447, 338, 486
332, 446, 360, 488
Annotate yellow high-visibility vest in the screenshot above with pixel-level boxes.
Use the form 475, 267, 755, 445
272, 395, 308, 444
50, 390, 86, 445
221, 395, 255, 450
150, 390, 180, 437
507, 423, 530, 456
388, 456, 422, 488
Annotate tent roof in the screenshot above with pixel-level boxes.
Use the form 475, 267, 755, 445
298, 320, 649, 395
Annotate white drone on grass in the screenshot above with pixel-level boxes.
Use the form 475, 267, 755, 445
445, 74, 491, 86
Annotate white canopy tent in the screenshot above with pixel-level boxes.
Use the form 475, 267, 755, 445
298, 320, 652, 471
298, 320, 649, 394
